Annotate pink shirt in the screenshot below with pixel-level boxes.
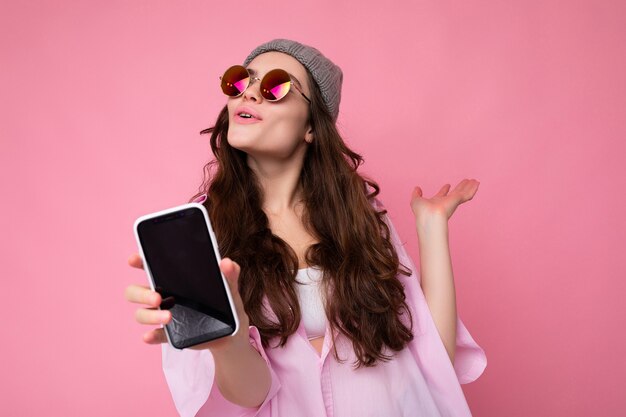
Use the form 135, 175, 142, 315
161, 194, 487, 416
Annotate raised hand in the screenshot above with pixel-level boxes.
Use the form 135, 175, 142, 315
410, 179, 480, 223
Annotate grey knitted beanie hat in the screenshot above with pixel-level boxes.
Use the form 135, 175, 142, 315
243, 39, 343, 121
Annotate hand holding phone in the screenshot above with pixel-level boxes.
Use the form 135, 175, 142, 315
125, 254, 250, 352
129, 202, 246, 350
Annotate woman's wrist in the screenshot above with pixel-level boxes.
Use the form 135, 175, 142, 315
415, 211, 449, 236
208, 329, 251, 358
211, 332, 271, 408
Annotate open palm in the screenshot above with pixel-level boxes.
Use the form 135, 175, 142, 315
410, 179, 480, 222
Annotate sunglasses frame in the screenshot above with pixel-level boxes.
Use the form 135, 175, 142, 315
220, 65, 311, 104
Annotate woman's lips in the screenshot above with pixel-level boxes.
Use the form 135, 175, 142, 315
234, 113, 262, 124
234, 106, 262, 124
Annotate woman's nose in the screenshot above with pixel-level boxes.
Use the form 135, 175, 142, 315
243, 78, 263, 102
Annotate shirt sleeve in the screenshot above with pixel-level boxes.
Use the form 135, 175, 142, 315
161, 325, 281, 417
372, 197, 487, 385
191, 193, 208, 204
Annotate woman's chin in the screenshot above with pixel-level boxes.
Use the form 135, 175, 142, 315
226, 131, 257, 151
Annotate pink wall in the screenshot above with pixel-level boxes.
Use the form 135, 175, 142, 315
1, 1, 624, 416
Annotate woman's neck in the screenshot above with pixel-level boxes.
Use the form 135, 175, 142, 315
247, 151, 306, 215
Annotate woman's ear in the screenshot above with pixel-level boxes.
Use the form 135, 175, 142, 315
305, 126, 314, 143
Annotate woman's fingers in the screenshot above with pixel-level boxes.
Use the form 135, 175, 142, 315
128, 253, 144, 269
126, 253, 169, 344
219, 258, 242, 302
128, 256, 248, 347
135, 307, 171, 325
219, 258, 250, 329
219, 258, 240, 283
143, 328, 168, 344
436, 184, 451, 197
455, 179, 479, 202
124, 284, 161, 307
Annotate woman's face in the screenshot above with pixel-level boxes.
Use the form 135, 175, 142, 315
226, 51, 313, 161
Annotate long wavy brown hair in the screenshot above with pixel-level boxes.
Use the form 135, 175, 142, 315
191, 70, 414, 368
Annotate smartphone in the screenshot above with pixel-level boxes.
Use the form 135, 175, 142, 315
133, 202, 239, 349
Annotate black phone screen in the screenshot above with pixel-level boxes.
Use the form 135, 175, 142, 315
136, 206, 236, 349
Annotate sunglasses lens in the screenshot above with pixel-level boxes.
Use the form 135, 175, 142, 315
221, 65, 250, 97
260, 69, 291, 101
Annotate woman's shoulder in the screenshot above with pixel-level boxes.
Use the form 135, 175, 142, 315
369, 196, 385, 211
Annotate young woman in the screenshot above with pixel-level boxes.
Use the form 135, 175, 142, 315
125, 39, 486, 417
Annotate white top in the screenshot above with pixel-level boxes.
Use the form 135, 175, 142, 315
295, 267, 327, 340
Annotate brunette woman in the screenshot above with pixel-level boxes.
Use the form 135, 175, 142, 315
125, 39, 486, 417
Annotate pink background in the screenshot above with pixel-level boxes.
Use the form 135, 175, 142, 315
1, 1, 624, 416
